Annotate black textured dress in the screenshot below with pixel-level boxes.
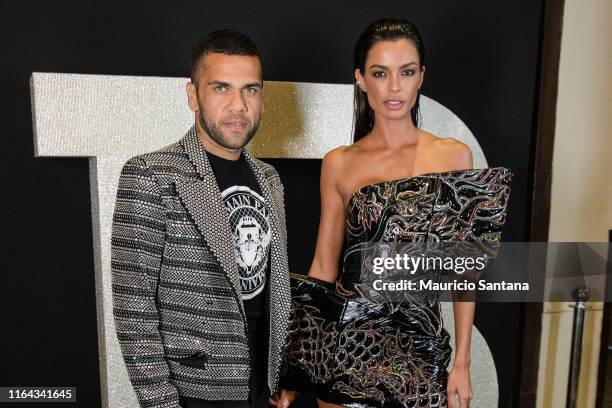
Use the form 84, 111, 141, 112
281, 167, 512, 408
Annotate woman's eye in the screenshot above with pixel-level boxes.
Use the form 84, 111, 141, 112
402, 69, 416, 76
373, 71, 386, 78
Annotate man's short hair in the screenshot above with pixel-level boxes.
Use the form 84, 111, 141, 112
191, 29, 261, 83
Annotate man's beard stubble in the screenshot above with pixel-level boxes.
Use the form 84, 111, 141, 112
198, 110, 259, 150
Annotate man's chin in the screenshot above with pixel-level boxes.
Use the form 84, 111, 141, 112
215, 136, 251, 150
218, 130, 256, 149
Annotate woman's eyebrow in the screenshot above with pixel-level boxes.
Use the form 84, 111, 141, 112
368, 61, 418, 70
368, 64, 388, 70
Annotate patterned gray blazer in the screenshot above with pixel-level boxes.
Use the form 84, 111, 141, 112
111, 125, 291, 407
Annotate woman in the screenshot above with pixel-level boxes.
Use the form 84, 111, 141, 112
281, 18, 511, 408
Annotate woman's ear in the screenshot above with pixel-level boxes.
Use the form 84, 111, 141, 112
418, 65, 426, 90
354, 68, 367, 93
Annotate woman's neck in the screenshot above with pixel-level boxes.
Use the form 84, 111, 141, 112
368, 117, 419, 149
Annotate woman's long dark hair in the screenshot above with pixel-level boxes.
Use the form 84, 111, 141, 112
352, 18, 426, 142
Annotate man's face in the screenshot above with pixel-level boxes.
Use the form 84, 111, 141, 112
187, 53, 263, 150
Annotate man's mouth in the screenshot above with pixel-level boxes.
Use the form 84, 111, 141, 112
223, 120, 248, 130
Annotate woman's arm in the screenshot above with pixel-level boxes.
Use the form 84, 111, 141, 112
450, 141, 475, 364
445, 140, 475, 408
307, 148, 347, 283
452, 302, 474, 369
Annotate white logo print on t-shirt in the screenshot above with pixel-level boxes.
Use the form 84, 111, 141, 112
220, 185, 270, 299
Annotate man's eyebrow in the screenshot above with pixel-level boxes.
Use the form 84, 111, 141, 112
207, 80, 231, 86
206, 80, 262, 88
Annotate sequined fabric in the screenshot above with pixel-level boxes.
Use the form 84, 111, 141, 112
111, 126, 291, 407
282, 167, 512, 407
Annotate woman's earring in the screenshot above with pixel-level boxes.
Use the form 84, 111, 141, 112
356, 80, 361, 85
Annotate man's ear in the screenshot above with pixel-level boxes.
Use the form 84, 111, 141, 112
186, 82, 198, 112
260, 84, 265, 114
354, 68, 366, 93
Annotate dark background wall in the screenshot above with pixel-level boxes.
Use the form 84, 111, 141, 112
0, 1, 543, 407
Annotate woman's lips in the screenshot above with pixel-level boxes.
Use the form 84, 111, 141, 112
383, 100, 405, 110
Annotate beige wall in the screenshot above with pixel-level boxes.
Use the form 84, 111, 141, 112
537, 0, 612, 407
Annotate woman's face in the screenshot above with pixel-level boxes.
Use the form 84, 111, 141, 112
356, 38, 424, 124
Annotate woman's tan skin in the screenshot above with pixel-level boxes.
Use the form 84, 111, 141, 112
308, 39, 474, 408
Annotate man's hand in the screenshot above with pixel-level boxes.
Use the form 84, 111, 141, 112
268, 389, 297, 408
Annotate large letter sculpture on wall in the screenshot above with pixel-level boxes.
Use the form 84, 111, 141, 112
30, 72, 498, 407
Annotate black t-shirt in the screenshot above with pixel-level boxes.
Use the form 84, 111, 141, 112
181, 151, 270, 408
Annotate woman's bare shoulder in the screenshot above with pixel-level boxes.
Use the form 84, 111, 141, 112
421, 131, 473, 169
323, 145, 350, 166
321, 145, 355, 180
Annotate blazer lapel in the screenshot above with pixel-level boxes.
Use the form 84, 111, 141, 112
176, 126, 245, 318
243, 150, 291, 389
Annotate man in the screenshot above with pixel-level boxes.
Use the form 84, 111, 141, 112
111, 30, 295, 408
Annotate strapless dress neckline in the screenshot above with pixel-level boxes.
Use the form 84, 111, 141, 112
347, 166, 508, 202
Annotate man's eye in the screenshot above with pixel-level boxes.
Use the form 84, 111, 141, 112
214, 85, 227, 92
243, 87, 258, 95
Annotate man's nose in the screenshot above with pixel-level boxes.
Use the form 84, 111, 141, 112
227, 90, 248, 112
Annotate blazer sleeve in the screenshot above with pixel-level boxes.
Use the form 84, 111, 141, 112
111, 157, 181, 408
